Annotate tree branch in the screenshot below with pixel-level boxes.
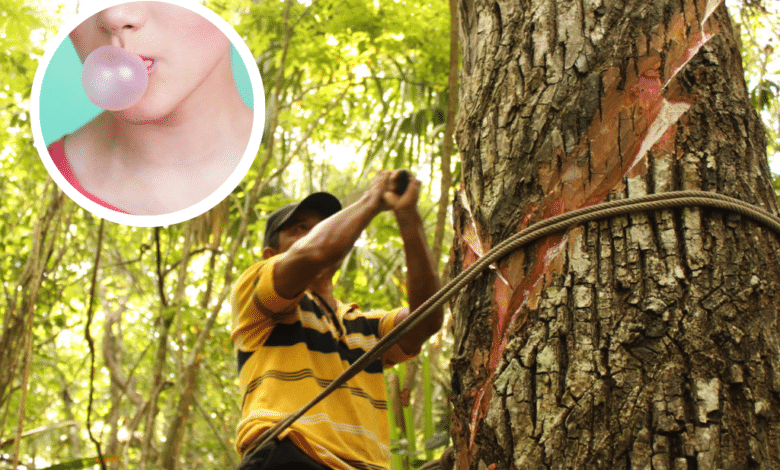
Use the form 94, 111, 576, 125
85, 218, 107, 470
432, 0, 459, 267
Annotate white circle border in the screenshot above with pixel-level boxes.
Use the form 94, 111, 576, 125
30, 0, 265, 227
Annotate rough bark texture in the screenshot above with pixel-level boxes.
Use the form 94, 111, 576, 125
450, 1, 780, 469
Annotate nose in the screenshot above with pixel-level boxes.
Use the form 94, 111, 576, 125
95, 4, 146, 42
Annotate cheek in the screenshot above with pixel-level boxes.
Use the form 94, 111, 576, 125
162, 7, 229, 57
160, 25, 230, 87
181, 13, 229, 56
69, 20, 99, 62
186, 27, 231, 69
183, 15, 223, 41
280, 232, 307, 251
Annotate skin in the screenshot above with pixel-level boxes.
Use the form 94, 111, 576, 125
262, 170, 443, 355
64, 2, 253, 215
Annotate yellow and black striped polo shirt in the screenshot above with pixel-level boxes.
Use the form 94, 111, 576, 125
231, 254, 415, 470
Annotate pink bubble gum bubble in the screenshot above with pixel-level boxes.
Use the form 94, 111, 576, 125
82, 45, 148, 111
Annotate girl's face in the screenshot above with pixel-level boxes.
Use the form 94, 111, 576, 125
70, 2, 231, 123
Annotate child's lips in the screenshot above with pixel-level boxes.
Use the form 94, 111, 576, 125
138, 55, 154, 72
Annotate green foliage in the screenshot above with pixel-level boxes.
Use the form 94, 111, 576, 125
774, 173, 780, 199
731, 1, 780, 178
750, 78, 779, 110
231, 0, 452, 181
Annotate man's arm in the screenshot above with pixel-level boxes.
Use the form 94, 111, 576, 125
272, 171, 396, 300
389, 179, 444, 356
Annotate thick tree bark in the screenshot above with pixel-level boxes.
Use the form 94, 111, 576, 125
450, 0, 780, 469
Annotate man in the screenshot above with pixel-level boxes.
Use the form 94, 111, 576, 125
231, 170, 443, 470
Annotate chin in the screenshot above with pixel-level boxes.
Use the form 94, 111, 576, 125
113, 100, 179, 125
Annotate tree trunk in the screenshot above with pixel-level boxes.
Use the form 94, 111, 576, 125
450, 0, 780, 469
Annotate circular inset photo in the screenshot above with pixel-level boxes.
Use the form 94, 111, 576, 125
31, 0, 264, 226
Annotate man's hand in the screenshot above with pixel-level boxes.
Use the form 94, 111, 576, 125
385, 170, 420, 214
367, 169, 420, 214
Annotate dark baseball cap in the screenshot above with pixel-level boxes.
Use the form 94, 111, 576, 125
263, 192, 342, 248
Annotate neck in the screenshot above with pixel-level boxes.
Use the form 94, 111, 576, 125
309, 274, 337, 312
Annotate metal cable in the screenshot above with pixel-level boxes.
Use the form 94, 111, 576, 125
246, 190, 780, 454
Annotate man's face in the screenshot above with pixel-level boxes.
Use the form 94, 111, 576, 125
274, 209, 324, 254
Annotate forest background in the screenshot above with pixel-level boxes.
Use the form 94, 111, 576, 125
0, 0, 778, 469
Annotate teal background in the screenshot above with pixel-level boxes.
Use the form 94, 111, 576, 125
40, 38, 254, 145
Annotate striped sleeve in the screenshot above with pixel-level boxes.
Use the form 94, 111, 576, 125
231, 255, 304, 352
378, 308, 420, 368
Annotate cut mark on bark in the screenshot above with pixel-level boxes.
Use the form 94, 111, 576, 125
469, 386, 487, 447
460, 189, 510, 286
628, 99, 691, 172
665, 0, 721, 89
665, 32, 714, 91
467, 233, 566, 446
703, 0, 723, 30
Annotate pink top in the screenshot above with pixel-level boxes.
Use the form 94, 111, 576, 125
47, 138, 129, 214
